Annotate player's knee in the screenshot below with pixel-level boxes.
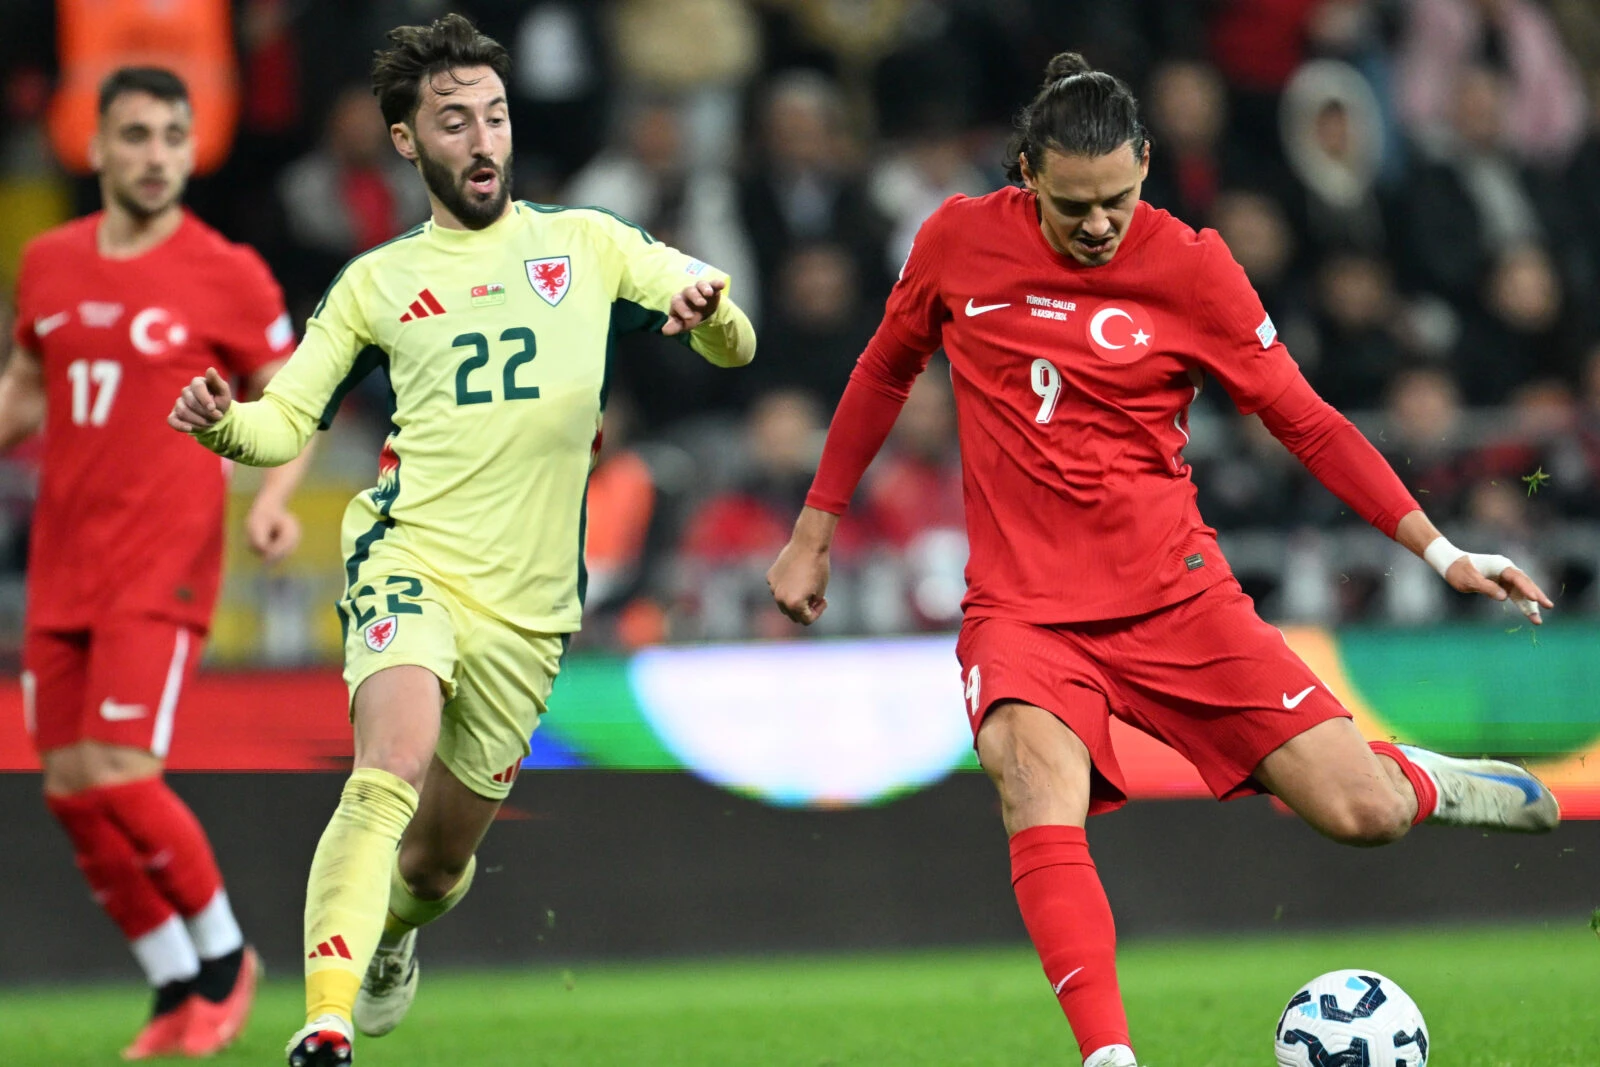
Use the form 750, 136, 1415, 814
977, 705, 1091, 828
356, 749, 432, 793
397, 846, 470, 901
1321, 794, 1411, 847
41, 742, 96, 795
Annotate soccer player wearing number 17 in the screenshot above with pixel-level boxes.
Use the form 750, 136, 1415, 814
3, 68, 306, 1059
767, 54, 1559, 1067
169, 15, 755, 1067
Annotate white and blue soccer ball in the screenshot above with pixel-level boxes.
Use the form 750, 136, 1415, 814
1274, 969, 1429, 1067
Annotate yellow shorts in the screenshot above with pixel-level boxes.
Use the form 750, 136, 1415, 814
339, 566, 566, 801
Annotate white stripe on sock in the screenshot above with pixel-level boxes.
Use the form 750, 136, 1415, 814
130, 914, 200, 988
184, 888, 244, 960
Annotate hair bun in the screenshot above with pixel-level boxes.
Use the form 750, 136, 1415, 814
1044, 52, 1092, 86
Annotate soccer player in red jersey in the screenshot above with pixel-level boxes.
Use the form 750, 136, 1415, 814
0, 68, 310, 1059
768, 54, 1559, 1067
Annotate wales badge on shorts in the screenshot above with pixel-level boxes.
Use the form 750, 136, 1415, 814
525, 256, 571, 307
364, 615, 399, 652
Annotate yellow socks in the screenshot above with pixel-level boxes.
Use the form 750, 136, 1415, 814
381, 853, 477, 947
303, 768, 418, 1024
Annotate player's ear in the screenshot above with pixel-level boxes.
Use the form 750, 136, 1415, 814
1018, 152, 1036, 191
391, 121, 417, 163
1138, 139, 1150, 180
87, 129, 104, 173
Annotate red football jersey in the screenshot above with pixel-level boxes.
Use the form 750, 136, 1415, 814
880, 190, 1299, 623
12, 212, 293, 631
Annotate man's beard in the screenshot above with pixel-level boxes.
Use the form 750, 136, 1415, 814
417, 144, 513, 230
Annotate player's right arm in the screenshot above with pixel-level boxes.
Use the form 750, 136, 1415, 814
169, 272, 371, 466
0, 346, 45, 451
767, 205, 951, 625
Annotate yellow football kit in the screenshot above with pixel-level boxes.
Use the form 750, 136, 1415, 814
197, 202, 754, 797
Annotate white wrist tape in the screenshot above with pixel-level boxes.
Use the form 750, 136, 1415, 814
1422, 536, 1541, 619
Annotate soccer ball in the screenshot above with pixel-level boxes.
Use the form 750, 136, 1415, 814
1274, 969, 1429, 1067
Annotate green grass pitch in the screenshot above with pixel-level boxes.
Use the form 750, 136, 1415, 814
2, 924, 1596, 1065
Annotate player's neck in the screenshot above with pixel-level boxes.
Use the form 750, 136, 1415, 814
97, 203, 184, 260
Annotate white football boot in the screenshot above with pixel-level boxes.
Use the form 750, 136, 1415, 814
354, 929, 419, 1037
286, 1013, 353, 1066
1084, 1044, 1146, 1067
1396, 744, 1559, 833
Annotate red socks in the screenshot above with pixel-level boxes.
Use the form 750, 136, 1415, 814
1009, 825, 1129, 1059
97, 778, 225, 916
46, 790, 173, 940
1368, 741, 1438, 825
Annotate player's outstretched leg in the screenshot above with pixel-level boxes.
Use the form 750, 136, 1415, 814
93, 776, 261, 1055
1389, 743, 1559, 833
355, 853, 476, 1036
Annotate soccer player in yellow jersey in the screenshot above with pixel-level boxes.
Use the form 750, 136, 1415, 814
168, 14, 755, 1066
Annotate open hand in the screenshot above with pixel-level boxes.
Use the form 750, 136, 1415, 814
1443, 555, 1554, 623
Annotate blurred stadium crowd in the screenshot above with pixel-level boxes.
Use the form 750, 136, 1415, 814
3, 0, 1600, 660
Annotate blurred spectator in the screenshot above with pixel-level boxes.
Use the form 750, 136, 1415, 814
1205, 0, 1322, 167
869, 110, 988, 280
486, 1, 610, 185
678, 389, 845, 638
1561, 74, 1600, 301
1453, 244, 1592, 404
609, 0, 761, 165
276, 85, 428, 262
1140, 60, 1242, 227
1194, 413, 1310, 533
864, 364, 966, 628
564, 96, 759, 320
1380, 367, 1472, 520
681, 389, 826, 567
1396, 65, 1555, 308
1397, 0, 1587, 167
1471, 379, 1590, 521
739, 69, 893, 316
1309, 252, 1405, 410
1211, 191, 1317, 367
741, 243, 876, 406
1278, 59, 1389, 261
582, 394, 686, 648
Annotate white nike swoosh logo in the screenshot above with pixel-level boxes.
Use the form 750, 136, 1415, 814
35, 312, 70, 337
1052, 966, 1083, 995
1282, 686, 1316, 709
964, 299, 1010, 317
99, 699, 149, 722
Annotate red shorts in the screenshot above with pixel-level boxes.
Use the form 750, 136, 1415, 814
22, 618, 205, 757
955, 580, 1350, 815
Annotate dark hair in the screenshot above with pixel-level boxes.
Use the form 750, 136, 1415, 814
97, 67, 189, 116
370, 12, 512, 128
1004, 52, 1146, 182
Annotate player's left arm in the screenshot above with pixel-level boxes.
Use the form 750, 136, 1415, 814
608, 217, 756, 368
1191, 232, 1553, 622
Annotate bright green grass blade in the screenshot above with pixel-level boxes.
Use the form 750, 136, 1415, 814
1, 924, 1595, 1065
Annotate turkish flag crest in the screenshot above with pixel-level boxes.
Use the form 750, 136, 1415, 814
525, 256, 572, 306
364, 615, 399, 652
1085, 299, 1156, 364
